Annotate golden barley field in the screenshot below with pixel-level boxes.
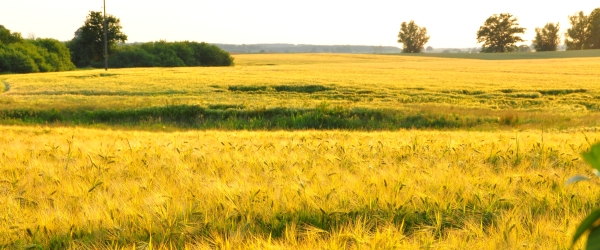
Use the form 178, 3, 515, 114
1, 53, 600, 249
2, 53, 600, 130
2, 53, 600, 114
2, 126, 600, 249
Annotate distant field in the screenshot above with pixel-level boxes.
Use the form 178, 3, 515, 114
401, 49, 600, 60
1, 53, 600, 130
2, 53, 600, 248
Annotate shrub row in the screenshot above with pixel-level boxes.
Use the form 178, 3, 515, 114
90, 41, 234, 68
0, 39, 75, 73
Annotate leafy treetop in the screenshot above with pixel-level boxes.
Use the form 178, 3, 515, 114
67, 11, 127, 67
0, 25, 23, 44
397, 21, 430, 53
533, 23, 560, 52
476, 13, 526, 53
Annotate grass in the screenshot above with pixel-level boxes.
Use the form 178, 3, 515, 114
1, 53, 600, 248
2, 103, 600, 131
0, 104, 504, 130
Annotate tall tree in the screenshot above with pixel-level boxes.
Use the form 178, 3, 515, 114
397, 21, 430, 53
565, 11, 589, 50
587, 8, 600, 49
67, 11, 127, 67
476, 13, 525, 53
533, 23, 560, 51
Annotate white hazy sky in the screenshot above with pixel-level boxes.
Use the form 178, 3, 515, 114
2, 1, 599, 48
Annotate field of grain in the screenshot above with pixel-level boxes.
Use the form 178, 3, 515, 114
2, 53, 600, 130
1, 126, 599, 249
1, 53, 600, 248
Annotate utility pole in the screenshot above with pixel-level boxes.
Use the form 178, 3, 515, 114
103, 0, 108, 71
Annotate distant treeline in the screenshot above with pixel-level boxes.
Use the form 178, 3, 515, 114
0, 25, 75, 73
90, 41, 234, 68
213, 43, 401, 54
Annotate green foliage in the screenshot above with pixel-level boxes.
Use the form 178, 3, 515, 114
533, 23, 560, 52
397, 21, 430, 53
0, 44, 38, 73
91, 41, 234, 68
564, 8, 600, 50
273, 85, 332, 93
228, 85, 268, 92
139, 41, 186, 67
476, 13, 526, 53
10, 42, 50, 71
0, 38, 74, 73
190, 42, 235, 66
67, 11, 127, 67
538, 88, 587, 95
566, 11, 590, 50
0, 104, 501, 130
569, 143, 600, 249
29, 38, 76, 71
97, 45, 156, 68
588, 8, 600, 50
0, 25, 23, 44
582, 143, 600, 172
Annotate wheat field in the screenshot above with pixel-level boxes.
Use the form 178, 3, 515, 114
1, 126, 599, 249
2, 53, 600, 113
1, 53, 600, 248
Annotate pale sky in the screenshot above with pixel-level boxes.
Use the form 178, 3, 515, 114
1, 1, 599, 48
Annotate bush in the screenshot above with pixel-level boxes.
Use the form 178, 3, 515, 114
0, 45, 39, 73
0, 25, 23, 44
139, 41, 186, 67
30, 38, 75, 71
9, 42, 46, 71
0, 37, 74, 73
97, 41, 234, 68
91, 45, 156, 68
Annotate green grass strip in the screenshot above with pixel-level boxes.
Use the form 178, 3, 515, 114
0, 104, 502, 130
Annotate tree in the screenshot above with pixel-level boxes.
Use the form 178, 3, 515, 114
397, 21, 430, 53
67, 11, 127, 67
587, 8, 600, 49
476, 13, 525, 53
0, 25, 23, 44
565, 11, 589, 50
426, 46, 433, 52
533, 22, 560, 51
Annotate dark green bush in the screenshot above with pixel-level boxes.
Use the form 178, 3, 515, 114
30, 38, 76, 71
0, 25, 23, 44
0, 37, 74, 73
11, 42, 54, 72
91, 45, 156, 68
98, 41, 234, 68
139, 41, 186, 67
0, 44, 39, 73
